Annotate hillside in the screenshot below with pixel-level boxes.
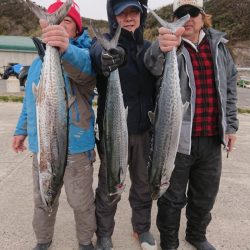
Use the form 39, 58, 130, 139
0, 0, 108, 37
0, 0, 249, 66
145, 0, 250, 42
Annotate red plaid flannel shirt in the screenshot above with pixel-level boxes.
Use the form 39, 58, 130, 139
185, 37, 219, 137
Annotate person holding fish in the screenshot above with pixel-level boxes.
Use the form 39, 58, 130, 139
12, 1, 96, 250
90, 0, 158, 250
144, 0, 238, 250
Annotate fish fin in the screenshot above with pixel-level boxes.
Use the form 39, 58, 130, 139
32, 82, 38, 98
108, 183, 126, 197
94, 123, 99, 141
25, 0, 73, 25
145, 5, 190, 32
68, 95, 76, 108
182, 101, 189, 116
125, 106, 128, 120
148, 111, 155, 124
90, 20, 121, 50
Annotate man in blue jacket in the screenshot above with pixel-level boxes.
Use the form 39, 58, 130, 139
12, 1, 96, 250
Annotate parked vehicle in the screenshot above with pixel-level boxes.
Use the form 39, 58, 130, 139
0, 63, 29, 87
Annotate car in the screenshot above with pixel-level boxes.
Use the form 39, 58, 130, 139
0, 63, 29, 88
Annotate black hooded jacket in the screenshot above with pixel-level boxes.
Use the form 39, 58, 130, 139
90, 0, 157, 136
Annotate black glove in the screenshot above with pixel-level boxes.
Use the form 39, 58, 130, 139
101, 46, 126, 77
32, 37, 46, 62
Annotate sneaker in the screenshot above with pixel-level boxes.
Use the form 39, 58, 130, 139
186, 238, 216, 250
96, 236, 114, 250
79, 243, 95, 250
134, 231, 157, 250
32, 241, 52, 250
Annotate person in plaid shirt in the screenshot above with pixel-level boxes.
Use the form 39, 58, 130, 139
144, 0, 238, 249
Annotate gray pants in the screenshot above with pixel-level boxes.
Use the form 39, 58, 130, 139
32, 152, 96, 245
95, 130, 153, 237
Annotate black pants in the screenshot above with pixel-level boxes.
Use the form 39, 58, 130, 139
157, 136, 222, 249
95, 130, 153, 237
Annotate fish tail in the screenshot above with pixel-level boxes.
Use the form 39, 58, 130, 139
90, 20, 121, 51
145, 5, 190, 32
25, 0, 73, 25
152, 181, 170, 200
108, 183, 126, 196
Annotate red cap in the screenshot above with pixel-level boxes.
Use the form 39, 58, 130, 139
47, 0, 82, 34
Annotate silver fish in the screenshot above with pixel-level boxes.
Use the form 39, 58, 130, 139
25, 0, 72, 210
91, 23, 128, 196
147, 8, 190, 199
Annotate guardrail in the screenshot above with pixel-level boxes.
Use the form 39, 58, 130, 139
237, 68, 250, 71
238, 76, 250, 88
237, 68, 250, 88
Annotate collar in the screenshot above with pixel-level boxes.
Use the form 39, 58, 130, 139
182, 29, 206, 52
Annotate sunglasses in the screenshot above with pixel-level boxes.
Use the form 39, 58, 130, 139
174, 7, 201, 19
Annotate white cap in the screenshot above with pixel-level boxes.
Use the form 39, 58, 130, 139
173, 0, 203, 12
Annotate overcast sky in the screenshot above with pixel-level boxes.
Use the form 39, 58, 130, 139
32, 0, 174, 20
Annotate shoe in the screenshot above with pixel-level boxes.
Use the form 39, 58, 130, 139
32, 241, 52, 250
96, 236, 113, 250
135, 231, 157, 250
186, 238, 216, 250
79, 243, 94, 250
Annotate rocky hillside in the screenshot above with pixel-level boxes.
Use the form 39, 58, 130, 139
0, 0, 249, 66
0, 0, 108, 37
144, 0, 250, 66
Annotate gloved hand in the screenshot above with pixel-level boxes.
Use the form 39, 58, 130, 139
101, 46, 126, 77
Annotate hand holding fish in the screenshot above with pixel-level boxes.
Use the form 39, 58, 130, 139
12, 135, 27, 153
158, 27, 185, 52
101, 46, 126, 77
40, 19, 70, 54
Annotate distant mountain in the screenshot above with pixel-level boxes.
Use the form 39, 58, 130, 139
0, 0, 108, 37
144, 0, 250, 66
145, 0, 250, 43
1, 0, 249, 66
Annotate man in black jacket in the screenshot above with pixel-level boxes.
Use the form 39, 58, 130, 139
90, 1, 158, 250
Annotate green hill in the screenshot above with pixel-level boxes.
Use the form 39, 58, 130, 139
144, 0, 250, 43
0, 0, 108, 37
1, 0, 249, 42
0, 0, 249, 66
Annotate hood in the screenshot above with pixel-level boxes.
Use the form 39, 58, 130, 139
70, 28, 92, 49
106, 0, 148, 36
204, 28, 228, 44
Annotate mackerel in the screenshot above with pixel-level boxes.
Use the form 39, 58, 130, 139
91, 23, 128, 196
147, 7, 190, 199
25, 0, 72, 210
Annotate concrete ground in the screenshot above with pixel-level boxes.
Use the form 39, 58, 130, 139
0, 95, 250, 250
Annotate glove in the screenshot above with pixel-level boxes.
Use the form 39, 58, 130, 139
101, 46, 126, 77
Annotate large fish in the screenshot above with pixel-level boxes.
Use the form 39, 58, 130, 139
25, 0, 72, 210
146, 8, 190, 199
91, 23, 128, 196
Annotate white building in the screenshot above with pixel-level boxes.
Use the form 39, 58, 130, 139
0, 35, 37, 70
